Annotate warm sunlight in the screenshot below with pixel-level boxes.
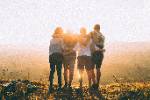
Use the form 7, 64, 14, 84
0, 0, 150, 99
77, 70, 81, 80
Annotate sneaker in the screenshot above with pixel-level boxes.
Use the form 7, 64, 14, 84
89, 85, 93, 90
48, 86, 54, 94
63, 84, 68, 89
92, 84, 99, 90
68, 84, 72, 90
57, 87, 62, 93
76, 88, 83, 95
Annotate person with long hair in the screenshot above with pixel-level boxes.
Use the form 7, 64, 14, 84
49, 27, 64, 92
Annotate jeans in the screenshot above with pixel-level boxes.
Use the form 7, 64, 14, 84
49, 63, 62, 88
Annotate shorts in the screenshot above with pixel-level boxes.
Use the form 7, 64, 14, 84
77, 56, 94, 70
91, 51, 104, 69
49, 53, 63, 64
63, 56, 76, 68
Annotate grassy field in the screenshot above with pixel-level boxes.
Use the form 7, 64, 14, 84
0, 80, 150, 100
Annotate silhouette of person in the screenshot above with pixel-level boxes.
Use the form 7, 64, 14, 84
75, 27, 96, 88
49, 27, 64, 92
90, 24, 105, 89
63, 33, 77, 88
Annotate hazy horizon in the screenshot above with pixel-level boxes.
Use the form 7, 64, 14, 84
0, 41, 150, 84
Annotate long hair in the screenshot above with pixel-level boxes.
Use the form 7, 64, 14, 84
52, 27, 63, 38
63, 33, 78, 47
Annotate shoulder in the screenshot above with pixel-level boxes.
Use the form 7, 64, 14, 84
89, 31, 94, 35
50, 38, 55, 42
88, 31, 94, 38
50, 38, 63, 43
100, 32, 105, 38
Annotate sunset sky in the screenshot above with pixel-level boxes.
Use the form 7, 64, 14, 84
0, 0, 150, 47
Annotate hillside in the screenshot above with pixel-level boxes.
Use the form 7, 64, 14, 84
0, 42, 150, 84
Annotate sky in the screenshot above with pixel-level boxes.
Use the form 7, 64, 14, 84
0, 0, 150, 48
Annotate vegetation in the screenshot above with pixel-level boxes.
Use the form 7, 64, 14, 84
0, 80, 150, 100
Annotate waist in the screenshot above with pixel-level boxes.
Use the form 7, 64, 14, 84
78, 49, 91, 56
49, 50, 63, 55
78, 55, 91, 58
92, 50, 103, 54
64, 50, 76, 56
50, 52, 63, 56
78, 53, 91, 56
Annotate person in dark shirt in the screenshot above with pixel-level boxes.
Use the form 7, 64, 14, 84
90, 24, 105, 89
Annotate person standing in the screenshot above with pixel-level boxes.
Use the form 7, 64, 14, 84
49, 27, 64, 92
90, 24, 105, 89
63, 33, 77, 89
76, 27, 96, 88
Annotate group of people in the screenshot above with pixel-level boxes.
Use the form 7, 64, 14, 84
49, 24, 105, 92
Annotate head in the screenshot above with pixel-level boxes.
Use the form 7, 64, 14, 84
80, 27, 87, 36
94, 24, 100, 32
52, 27, 63, 38
79, 27, 90, 46
63, 33, 77, 47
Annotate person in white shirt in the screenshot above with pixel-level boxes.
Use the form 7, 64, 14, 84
90, 24, 105, 89
75, 27, 96, 88
49, 27, 64, 92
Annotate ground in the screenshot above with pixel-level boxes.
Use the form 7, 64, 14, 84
0, 80, 150, 100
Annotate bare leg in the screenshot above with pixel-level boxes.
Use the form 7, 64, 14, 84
64, 66, 68, 86
86, 70, 92, 87
96, 68, 101, 86
91, 69, 96, 85
69, 63, 74, 87
96, 52, 103, 87
79, 69, 84, 88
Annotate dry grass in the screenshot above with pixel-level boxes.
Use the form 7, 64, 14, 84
0, 80, 150, 100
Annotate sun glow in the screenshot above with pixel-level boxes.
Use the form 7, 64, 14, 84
77, 70, 81, 80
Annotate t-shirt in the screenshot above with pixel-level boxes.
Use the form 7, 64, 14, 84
74, 38, 92, 56
90, 31, 105, 52
49, 38, 64, 55
63, 34, 77, 56
90, 31, 105, 48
